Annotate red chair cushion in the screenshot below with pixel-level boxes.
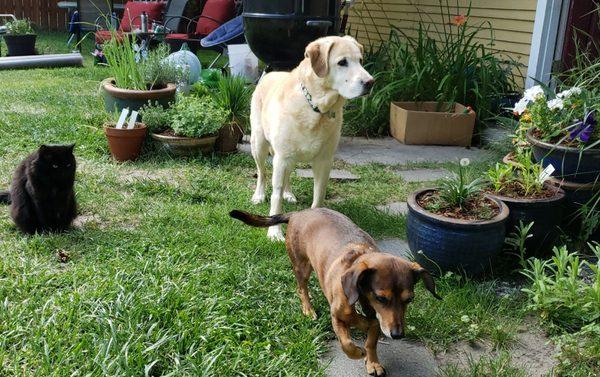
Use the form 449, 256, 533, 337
195, 0, 235, 36
95, 30, 124, 44
165, 33, 190, 40
120, 1, 166, 32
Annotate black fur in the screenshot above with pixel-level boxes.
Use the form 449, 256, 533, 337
229, 210, 291, 227
1, 144, 77, 234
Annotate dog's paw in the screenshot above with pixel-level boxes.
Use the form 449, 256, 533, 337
302, 307, 317, 320
283, 191, 297, 203
267, 226, 285, 242
251, 192, 266, 204
366, 361, 386, 376
342, 344, 366, 360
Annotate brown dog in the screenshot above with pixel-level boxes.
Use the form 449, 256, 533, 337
230, 208, 441, 376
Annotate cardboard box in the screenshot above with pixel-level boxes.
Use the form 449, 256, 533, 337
390, 102, 476, 146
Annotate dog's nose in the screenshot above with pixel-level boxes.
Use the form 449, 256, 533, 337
390, 329, 404, 340
362, 78, 375, 91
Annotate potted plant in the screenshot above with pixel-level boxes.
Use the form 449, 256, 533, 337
486, 151, 565, 255
513, 85, 600, 183
101, 40, 179, 113
148, 95, 229, 156
104, 121, 147, 162
3, 19, 36, 56
209, 75, 253, 153
407, 159, 509, 276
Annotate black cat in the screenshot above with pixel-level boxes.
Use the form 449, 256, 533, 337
0, 144, 77, 234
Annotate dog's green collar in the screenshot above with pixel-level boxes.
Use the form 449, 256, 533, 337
300, 83, 336, 119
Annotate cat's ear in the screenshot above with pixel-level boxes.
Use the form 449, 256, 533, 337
38, 145, 50, 154
66, 144, 75, 153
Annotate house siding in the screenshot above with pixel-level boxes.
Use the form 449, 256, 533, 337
347, 0, 539, 84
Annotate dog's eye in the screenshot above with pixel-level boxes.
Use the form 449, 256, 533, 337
375, 295, 389, 304
338, 58, 348, 67
405, 297, 414, 304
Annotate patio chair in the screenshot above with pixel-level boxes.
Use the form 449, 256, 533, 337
95, 1, 167, 44
200, 15, 244, 68
161, 0, 189, 33
164, 0, 235, 53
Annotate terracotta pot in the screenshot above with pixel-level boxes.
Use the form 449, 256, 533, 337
215, 122, 243, 153
101, 78, 177, 113
104, 122, 147, 162
151, 132, 217, 157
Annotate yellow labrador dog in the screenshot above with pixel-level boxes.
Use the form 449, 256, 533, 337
250, 35, 374, 241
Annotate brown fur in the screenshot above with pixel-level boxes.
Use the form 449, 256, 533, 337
230, 208, 441, 376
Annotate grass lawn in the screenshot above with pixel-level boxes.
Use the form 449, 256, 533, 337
0, 33, 538, 376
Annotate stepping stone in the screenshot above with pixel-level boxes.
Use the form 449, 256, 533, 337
395, 169, 450, 182
377, 238, 413, 259
336, 137, 489, 166
296, 169, 359, 180
376, 202, 408, 216
324, 338, 437, 377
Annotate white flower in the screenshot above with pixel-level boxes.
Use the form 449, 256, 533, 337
460, 158, 470, 167
513, 97, 529, 115
523, 85, 545, 101
461, 315, 470, 323
547, 98, 564, 110
557, 86, 582, 99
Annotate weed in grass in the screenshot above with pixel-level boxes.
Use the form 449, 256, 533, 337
439, 352, 527, 377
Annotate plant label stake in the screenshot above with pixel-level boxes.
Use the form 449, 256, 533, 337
116, 109, 129, 129
127, 111, 138, 129
538, 164, 555, 183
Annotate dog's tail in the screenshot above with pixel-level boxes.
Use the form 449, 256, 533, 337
229, 210, 292, 227
0, 191, 10, 205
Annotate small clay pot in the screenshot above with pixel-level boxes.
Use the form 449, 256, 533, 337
104, 122, 147, 162
215, 122, 243, 154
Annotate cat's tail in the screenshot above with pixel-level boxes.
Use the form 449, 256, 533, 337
0, 191, 10, 205
229, 210, 292, 227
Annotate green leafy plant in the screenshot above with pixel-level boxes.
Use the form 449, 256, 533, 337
139, 103, 172, 134
210, 75, 253, 129
486, 151, 545, 197
522, 244, 600, 332
345, 0, 520, 136
5, 19, 34, 35
504, 221, 534, 269
102, 38, 180, 90
170, 96, 230, 138
438, 159, 486, 210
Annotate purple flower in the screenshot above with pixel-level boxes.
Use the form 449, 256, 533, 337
569, 111, 596, 143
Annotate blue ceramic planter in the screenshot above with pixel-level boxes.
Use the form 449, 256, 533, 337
487, 184, 565, 256
547, 176, 599, 236
527, 130, 600, 184
407, 189, 509, 276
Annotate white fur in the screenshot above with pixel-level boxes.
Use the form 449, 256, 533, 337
250, 36, 373, 241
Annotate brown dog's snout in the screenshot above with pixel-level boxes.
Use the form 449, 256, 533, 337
390, 326, 404, 340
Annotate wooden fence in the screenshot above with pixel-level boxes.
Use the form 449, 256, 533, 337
0, 0, 126, 31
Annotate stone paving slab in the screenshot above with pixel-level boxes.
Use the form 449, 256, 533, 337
336, 137, 489, 165
238, 137, 488, 166
324, 338, 437, 377
377, 238, 412, 260
376, 202, 408, 216
296, 169, 359, 180
395, 169, 451, 182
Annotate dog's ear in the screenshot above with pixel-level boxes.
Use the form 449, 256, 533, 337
341, 262, 372, 306
305, 39, 334, 78
412, 263, 442, 300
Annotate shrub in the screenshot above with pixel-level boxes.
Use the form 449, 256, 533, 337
210, 75, 253, 130
345, 0, 520, 136
486, 151, 545, 197
5, 19, 34, 35
139, 103, 172, 134
170, 96, 230, 138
